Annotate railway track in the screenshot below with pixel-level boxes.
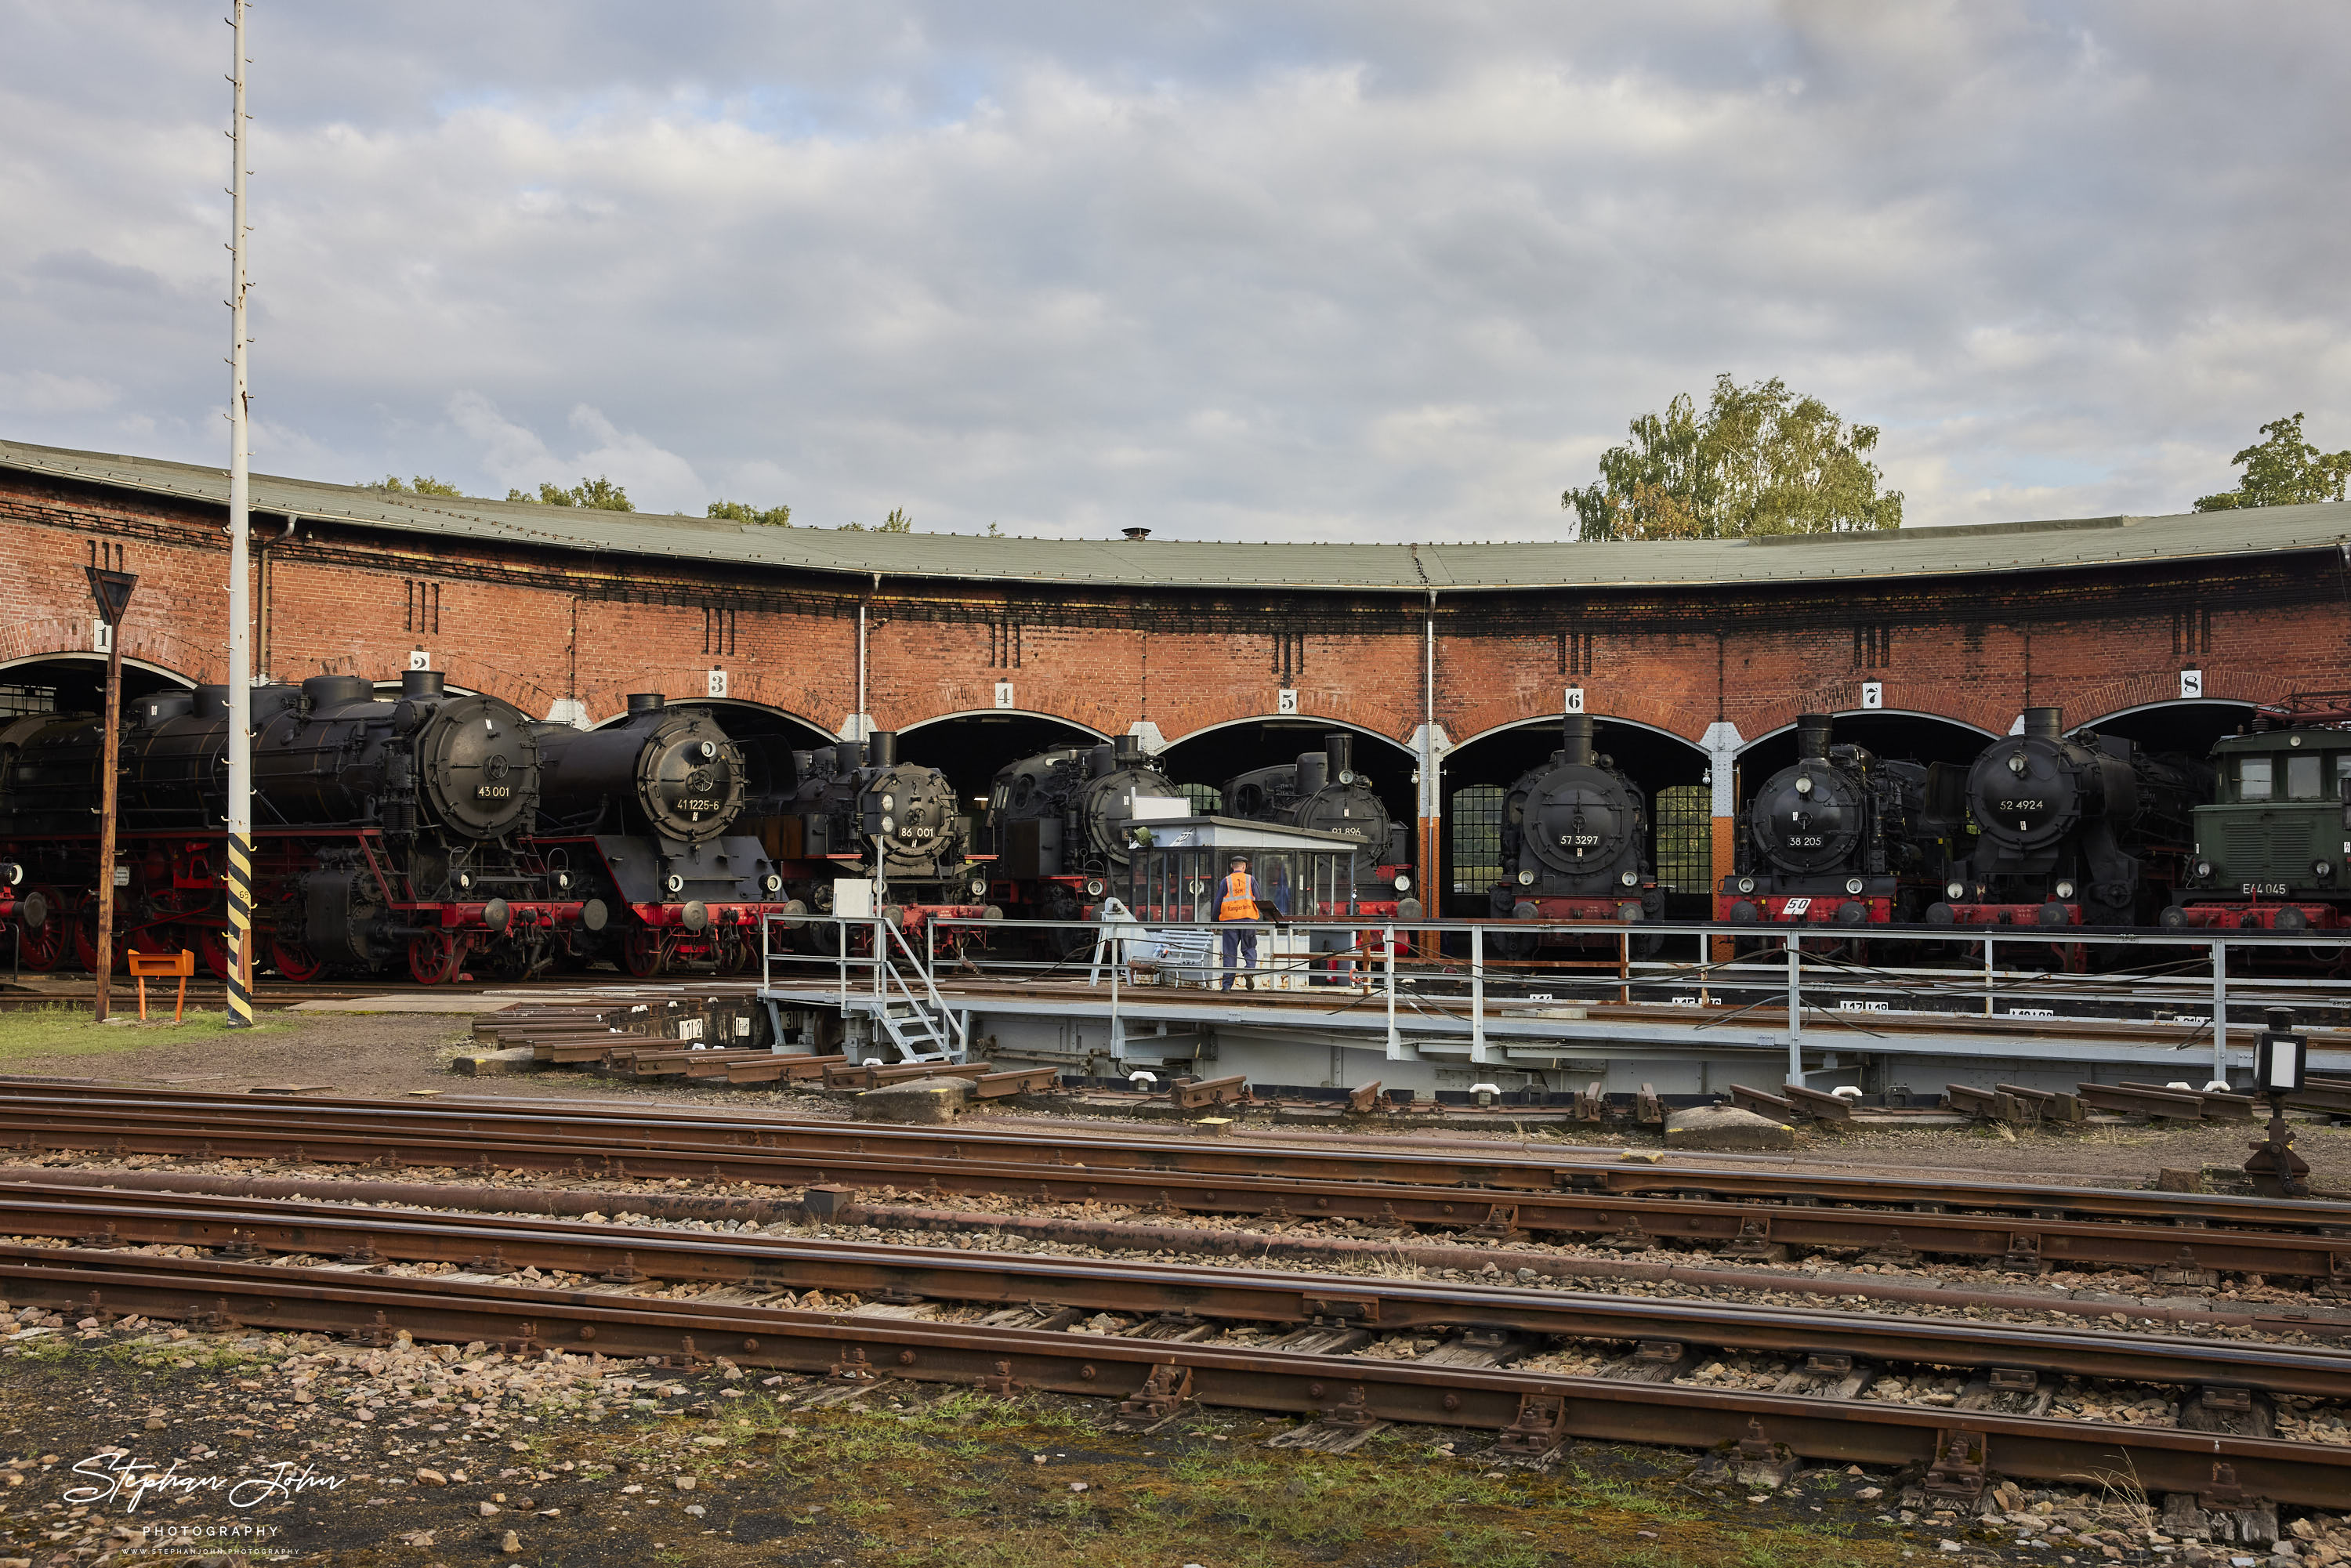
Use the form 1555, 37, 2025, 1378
2, 1183, 2346, 1509
3, 1082, 2347, 1283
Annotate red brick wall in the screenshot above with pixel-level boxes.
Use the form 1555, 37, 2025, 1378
3, 469, 2342, 766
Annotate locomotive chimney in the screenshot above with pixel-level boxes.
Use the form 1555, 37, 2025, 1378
1295, 751, 1329, 794
790, 749, 815, 781
398, 669, 445, 700
626, 692, 666, 715
2023, 706, 2062, 741
865, 730, 897, 767
1562, 713, 1596, 767
1796, 713, 1833, 759
833, 741, 865, 772
1323, 733, 1353, 779
1114, 733, 1143, 763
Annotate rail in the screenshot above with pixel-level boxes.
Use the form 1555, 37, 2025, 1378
753, 911, 2351, 1085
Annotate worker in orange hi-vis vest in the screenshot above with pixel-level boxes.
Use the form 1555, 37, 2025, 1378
1217, 854, 1261, 990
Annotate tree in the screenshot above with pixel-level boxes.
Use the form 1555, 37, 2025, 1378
367, 475, 464, 497
508, 476, 634, 512
841, 507, 915, 534
2193, 413, 2351, 512
1561, 374, 1902, 541
708, 499, 792, 527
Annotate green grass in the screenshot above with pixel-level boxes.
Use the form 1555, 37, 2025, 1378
0, 1003, 286, 1063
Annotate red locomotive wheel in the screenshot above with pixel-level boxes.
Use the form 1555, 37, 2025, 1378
72, 918, 100, 973
15, 889, 68, 972
621, 926, 667, 980
408, 930, 462, 987
270, 932, 326, 983
196, 926, 234, 981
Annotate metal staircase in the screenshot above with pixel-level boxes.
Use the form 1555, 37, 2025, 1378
859, 920, 966, 1064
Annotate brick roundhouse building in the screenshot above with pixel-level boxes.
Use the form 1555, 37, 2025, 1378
5, 436, 2349, 916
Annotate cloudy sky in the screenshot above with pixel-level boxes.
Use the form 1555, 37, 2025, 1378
2, 2, 2346, 540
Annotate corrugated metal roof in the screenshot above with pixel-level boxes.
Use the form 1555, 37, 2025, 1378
7, 435, 2348, 594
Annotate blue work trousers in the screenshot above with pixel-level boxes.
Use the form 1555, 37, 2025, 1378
1219, 925, 1259, 988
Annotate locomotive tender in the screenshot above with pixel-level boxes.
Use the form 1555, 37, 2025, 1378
1930, 705, 2211, 929
1719, 712, 1952, 927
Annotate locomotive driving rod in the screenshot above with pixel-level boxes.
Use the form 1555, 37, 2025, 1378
2, 1079, 2343, 1230
1, 1185, 2346, 1396
1, 1100, 2346, 1280
6, 1248, 2346, 1506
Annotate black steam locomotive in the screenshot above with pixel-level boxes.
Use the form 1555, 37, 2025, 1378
0, 671, 602, 984
1490, 714, 1661, 929
531, 693, 787, 976
1930, 706, 2212, 929
768, 731, 987, 926
980, 735, 1188, 919
1218, 733, 1418, 918
1719, 713, 1954, 928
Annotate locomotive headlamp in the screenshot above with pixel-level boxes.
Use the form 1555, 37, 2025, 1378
457, 872, 472, 891
879, 816, 895, 835
1516, 869, 1536, 886
1, 864, 19, 887
2196, 860, 2214, 879
1393, 874, 1411, 893
1846, 878, 1864, 895
1084, 878, 1106, 897
764, 874, 784, 893
2007, 753, 2027, 775
1620, 870, 1639, 887
2054, 880, 2077, 900
664, 874, 685, 894
1339, 770, 1357, 785
881, 793, 896, 812
1946, 881, 1966, 900
970, 876, 987, 896
554, 872, 570, 891
1737, 876, 1755, 894
2317, 860, 2336, 880
1794, 775, 1813, 795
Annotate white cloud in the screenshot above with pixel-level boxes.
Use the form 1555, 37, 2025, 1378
2, 2, 2348, 538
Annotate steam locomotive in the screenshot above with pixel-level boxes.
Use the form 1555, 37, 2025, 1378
1930, 706, 2211, 929
766, 730, 991, 929
0, 671, 602, 985
1217, 733, 1419, 918
1489, 714, 1661, 932
980, 734, 1189, 919
1719, 713, 1955, 928
530, 693, 788, 976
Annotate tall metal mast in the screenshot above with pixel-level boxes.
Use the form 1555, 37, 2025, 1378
224, 0, 255, 1028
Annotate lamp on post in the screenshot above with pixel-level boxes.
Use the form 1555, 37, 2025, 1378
84, 562, 138, 1024
2247, 1008, 2312, 1199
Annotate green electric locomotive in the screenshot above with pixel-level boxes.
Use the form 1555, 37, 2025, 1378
2168, 693, 2351, 932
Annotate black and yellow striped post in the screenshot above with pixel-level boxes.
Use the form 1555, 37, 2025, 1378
224, 833, 255, 1027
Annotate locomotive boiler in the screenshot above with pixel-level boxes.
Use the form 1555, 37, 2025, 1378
1219, 734, 1418, 917
1490, 714, 1661, 927
0, 670, 601, 983
981, 735, 1190, 919
529, 693, 786, 976
1932, 705, 2212, 928
1719, 713, 1952, 927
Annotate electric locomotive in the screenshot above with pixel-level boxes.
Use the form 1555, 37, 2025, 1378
980, 734, 1190, 920
529, 693, 788, 976
1930, 705, 2211, 929
2170, 693, 2351, 932
1217, 734, 1419, 918
1490, 713, 1661, 932
0, 670, 601, 983
1719, 713, 1954, 928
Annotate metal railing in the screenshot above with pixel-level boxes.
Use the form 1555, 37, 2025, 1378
754, 911, 2351, 1084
